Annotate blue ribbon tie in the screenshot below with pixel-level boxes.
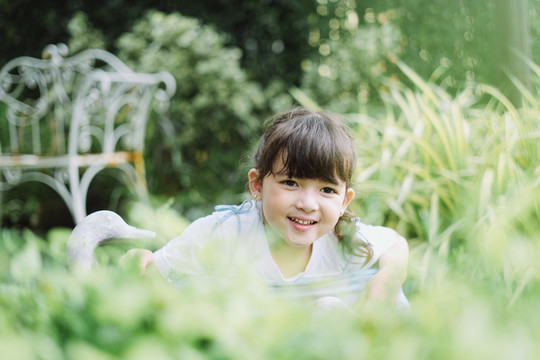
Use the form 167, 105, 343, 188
213, 200, 254, 232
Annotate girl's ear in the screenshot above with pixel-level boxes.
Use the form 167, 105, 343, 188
342, 188, 355, 210
248, 168, 262, 199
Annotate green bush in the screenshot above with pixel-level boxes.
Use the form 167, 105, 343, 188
301, 20, 400, 113
301, 0, 540, 109
112, 11, 269, 218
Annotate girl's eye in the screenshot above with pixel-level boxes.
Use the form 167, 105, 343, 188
282, 179, 297, 187
322, 187, 337, 194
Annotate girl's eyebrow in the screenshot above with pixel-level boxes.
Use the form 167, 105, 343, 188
321, 179, 341, 186
271, 171, 290, 178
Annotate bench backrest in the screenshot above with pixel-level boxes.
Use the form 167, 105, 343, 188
0, 43, 176, 224
0, 43, 175, 159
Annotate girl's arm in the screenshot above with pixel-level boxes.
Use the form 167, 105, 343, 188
359, 233, 409, 307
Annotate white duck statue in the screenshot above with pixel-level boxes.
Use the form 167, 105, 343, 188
66, 210, 155, 273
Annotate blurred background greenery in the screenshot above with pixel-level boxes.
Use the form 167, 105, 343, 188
2, 0, 539, 228
1, 1, 540, 358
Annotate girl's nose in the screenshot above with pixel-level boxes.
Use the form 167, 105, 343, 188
296, 189, 319, 213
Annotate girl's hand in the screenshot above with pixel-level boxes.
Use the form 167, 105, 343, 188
120, 248, 155, 273
358, 233, 409, 308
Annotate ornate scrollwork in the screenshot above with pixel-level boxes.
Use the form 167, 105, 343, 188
0, 73, 12, 93
54, 168, 69, 185
153, 88, 171, 114
2, 167, 22, 185
77, 125, 93, 153
1, 43, 176, 223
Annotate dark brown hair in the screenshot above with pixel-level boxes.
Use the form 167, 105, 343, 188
253, 107, 373, 263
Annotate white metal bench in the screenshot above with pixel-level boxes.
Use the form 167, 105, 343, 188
0, 44, 176, 224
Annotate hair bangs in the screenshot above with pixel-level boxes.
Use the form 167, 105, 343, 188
275, 138, 342, 185
254, 108, 356, 185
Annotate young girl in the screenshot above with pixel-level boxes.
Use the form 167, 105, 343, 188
130, 108, 409, 309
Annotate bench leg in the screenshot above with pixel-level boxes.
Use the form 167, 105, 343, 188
133, 151, 148, 199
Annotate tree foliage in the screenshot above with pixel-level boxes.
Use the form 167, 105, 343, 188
299, 0, 540, 110
112, 11, 285, 218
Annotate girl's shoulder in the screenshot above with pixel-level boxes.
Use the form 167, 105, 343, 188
352, 218, 405, 267
353, 219, 401, 242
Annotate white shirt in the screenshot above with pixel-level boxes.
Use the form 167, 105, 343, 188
154, 200, 408, 307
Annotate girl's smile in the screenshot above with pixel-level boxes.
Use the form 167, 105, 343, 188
288, 216, 318, 229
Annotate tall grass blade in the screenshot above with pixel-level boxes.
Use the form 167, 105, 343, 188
288, 87, 323, 111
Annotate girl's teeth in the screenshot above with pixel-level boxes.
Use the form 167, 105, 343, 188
291, 217, 314, 225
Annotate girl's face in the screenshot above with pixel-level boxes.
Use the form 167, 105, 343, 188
248, 159, 355, 249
